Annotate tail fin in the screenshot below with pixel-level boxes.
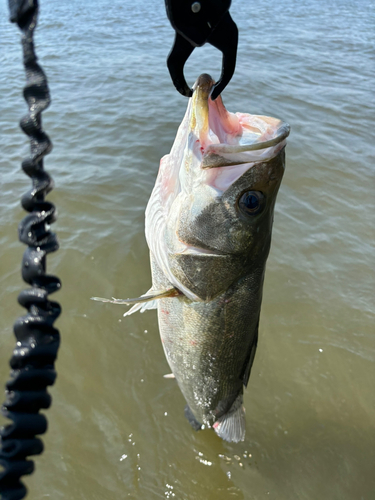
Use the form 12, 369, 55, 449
213, 394, 246, 443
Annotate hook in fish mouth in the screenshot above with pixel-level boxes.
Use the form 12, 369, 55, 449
188, 74, 291, 170
166, 6, 238, 100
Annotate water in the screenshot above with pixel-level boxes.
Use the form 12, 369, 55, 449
1, 0, 374, 498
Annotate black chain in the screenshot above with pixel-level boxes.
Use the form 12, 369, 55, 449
0, 1, 61, 499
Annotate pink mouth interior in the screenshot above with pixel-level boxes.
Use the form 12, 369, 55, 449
207, 96, 243, 146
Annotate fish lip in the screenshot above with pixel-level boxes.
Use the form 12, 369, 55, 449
178, 244, 228, 257
211, 123, 290, 155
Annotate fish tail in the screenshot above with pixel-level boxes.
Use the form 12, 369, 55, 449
213, 394, 246, 443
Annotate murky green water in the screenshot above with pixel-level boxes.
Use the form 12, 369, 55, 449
1, 0, 374, 498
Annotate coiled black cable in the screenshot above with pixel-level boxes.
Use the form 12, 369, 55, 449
0, 1, 61, 499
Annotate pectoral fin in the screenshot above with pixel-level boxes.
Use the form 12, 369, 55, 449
91, 287, 180, 305
91, 288, 180, 318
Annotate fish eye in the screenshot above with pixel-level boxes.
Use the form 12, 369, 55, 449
238, 191, 265, 216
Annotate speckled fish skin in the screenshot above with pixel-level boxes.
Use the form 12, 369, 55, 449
145, 74, 288, 442
151, 152, 285, 433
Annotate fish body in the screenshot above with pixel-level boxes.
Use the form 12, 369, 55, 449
133, 74, 289, 442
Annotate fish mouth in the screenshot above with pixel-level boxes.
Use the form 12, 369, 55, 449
201, 124, 290, 169
190, 74, 290, 170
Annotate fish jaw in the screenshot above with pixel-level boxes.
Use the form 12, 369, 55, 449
188, 73, 211, 147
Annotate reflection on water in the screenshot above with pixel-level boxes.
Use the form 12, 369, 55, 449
0, 0, 374, 499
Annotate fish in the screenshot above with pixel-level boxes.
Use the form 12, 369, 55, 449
92, 73, 289, 442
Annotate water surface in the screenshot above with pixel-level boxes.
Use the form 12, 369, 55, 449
0, 0, 374, 498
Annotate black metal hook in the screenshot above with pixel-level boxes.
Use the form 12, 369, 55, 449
165, 0, 238, 99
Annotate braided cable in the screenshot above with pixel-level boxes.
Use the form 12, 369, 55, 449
0, 1, 61, 499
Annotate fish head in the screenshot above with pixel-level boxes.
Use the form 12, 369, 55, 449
147, 74, 289, 301
175, 147, 286, 258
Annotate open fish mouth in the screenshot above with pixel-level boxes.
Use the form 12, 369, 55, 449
201, 123, 290, 169
188, 73, 290, 170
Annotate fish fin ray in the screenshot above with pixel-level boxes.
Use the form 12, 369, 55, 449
213, 394, 246, 443
123, 300, 157, 317
93, 288, 180, 317
92, 287, 179, 306
123, 287, 182, 317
